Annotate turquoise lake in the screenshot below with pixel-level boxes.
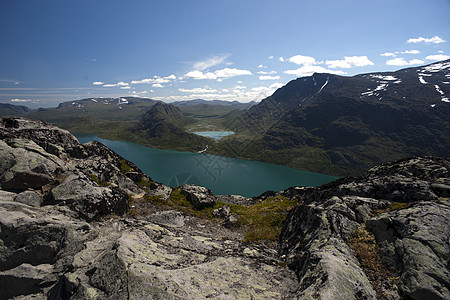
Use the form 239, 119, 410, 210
192, 131, 235, 140
76, 135, 338, 197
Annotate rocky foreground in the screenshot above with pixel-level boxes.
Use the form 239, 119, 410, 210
0, 117, 449, 300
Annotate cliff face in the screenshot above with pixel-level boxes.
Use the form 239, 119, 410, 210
0, 117, 449, 300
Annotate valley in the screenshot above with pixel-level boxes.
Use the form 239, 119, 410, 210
4, 59, 450, 177
76, 134, 337, 197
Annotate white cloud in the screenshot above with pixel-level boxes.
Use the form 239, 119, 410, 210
130, 91, 149, 96
102, 81, 129, 87
131, 78, 153, 84
259, 75, 281, 80
381, 50, 420, 57
152, 83, 164, 88
268, 56, 274, 59
192, 54, 230, 71
92, 81, 104, 85
153, 82, 285, 103
326, 56, 374, 69
407, 36, 446, 44
184, 67, 252, 80
285, 65, 346, 77
402, 50, 420, 54
178, 87, 218, 93
120, 86, 131, 90
257, 64, 267, 68
279, 56, 285, 62
257, 70, 277, 75
131, 74, 176, 85
286, 54, 316, 65
251, 82, 284, 95
11, 98, 40, 103
153, 78, 170, 84
184, 70, 216, 80
426, 54, 450, 61
386, 57, 425, 66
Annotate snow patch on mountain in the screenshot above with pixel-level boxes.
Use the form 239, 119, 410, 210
370, 75, 398, 81
418, 76, 428, 84
374, 83, 388, 91
421, 61, 450, 73
117, 98, 129, 105
71, 102, 83, 109
318, 76, 329, 94
435, 85, 445, 96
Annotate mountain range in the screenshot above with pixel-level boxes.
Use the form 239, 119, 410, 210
214, 60, 450, 175
1, 60, 449, 175
0, 103, 29, 117
1, 117, 448, 299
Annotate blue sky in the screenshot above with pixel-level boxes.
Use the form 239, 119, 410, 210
1, 0, 449, 108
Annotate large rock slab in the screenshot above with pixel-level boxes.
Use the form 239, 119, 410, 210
65, 219, 299, 299
367, 201, 450, 300
280, 196, 383, 299
50, 175, 129, 220
179, 184, 217, 209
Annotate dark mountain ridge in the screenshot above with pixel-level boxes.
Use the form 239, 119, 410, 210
0, 103, 29, 117
133, 102, 209, 151
220, 60, 450, 175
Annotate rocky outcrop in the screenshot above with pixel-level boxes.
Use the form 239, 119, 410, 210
1, 117, 449, 299
0, 118, 299, 299
179, 184, 217, 209
279, 156, 450, 300
367, 201, 450, 300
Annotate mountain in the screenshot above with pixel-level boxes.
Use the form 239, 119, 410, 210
0, 103, 29, 116
173, 99, 256, 109
217, 60, 450, 175
133, 102, 209, 151
26, 97, 250, 147
1, 117, 448, 299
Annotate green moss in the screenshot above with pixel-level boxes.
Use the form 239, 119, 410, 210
347, 224, 398, 298
89, 174, 111, 187
120, 160, 134, 173
229, 196, 298, 242
168, 189, 192, 207
388, 202, 409, 211
143, 194, 164, 204
89, 174, 100, 184
138, 177, 153, 187
373, 201, 410, 216
140, 190, 297, 243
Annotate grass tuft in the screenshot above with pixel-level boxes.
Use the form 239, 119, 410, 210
120, 159, 134, 173
347, 224, 398, 299
230, 196, 298, 242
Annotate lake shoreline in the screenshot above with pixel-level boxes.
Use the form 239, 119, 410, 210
76, 134, 338, 197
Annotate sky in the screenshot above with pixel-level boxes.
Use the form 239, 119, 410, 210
1, 0, 449, 108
